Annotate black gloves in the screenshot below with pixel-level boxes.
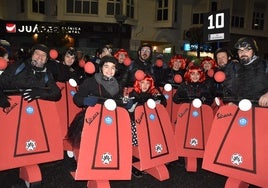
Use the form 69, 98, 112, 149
135, 92, 151, 104
123, 97, 134, 109
0, 92, 10, 108
83, 96, 99, 106
22, 88, 42, 102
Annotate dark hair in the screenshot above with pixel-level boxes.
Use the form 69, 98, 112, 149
138, 43, 152, 53
137, 43, 153, 60
99, 55, 118, 68
215, 47, 233, 58
31, 44, 49, 55
65, 47, 77, 57
0, 46, 8, 57
101, 45, 113, 54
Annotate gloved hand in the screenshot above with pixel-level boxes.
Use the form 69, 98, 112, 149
128, 101, 138, 113
0, 93, 10, 108
135, 92, 150, 104
152, 94, 161, 101
124, 98, 134, 109
122, 96, 133, 104
83, 96, 98, 106
22, 88, 41, 102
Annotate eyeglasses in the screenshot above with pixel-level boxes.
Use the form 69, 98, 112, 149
141, 49, 151, 53
237, 48, 252, 54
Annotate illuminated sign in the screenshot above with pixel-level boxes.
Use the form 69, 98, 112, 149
203, 9, 230, 42
5, 22, 81, 34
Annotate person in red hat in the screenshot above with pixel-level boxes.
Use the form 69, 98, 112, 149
0, 43, 61, 108
172, 65, 213, 105
127, 73, 166, 177
163, 54, 187, 86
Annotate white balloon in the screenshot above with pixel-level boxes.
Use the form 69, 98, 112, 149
147, 98, 156, 109
69, 78, 77, 87
104, 99, 117, 111
66, 151, 74, 158
164, 83, 172, 92
214, 97, 221, 106
238, 99, 252, 111
192, 98, 202, 108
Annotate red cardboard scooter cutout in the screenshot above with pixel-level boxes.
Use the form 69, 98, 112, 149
160, 84, 181, 128
56, 80, 82, 152
71, 99, 132, 188
0, 95, 63, 184
56, 81, 80, 138
132, 99, 178, 181
174, 99, 213, 172
202, 99, 268, 188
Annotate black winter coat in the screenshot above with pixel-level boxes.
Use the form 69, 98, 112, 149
233, 57, 268, 100
173, 82, 212, 105
73, 75, 124, 108
0, 60, 61, 101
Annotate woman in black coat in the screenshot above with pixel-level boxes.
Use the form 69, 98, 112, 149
67, 55, 132, 147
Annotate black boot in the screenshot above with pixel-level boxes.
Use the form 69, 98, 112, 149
132, 167, 143, 178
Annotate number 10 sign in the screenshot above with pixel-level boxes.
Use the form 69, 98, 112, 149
203, 9, 230, 43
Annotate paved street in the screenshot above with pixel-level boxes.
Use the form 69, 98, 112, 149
0, 153, 260, 188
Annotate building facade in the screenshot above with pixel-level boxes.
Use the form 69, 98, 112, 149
0, 0, 268, 57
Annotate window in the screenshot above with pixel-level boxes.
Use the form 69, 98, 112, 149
231, 16, 244, 28
252, 2, 265, 31
126, 0, 134, 18
231, 0, 245, 28
66, 0, 98, 15
192, 13, 204, 24
252, 12, 264, 30
32, 0, 45, 14
107, 0, 121, 15
157, 0, 168, 21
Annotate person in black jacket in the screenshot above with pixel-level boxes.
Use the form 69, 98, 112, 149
128, 73, 166, 178
173, 65, 213, 105
67, 55, 132, 148
72, 55, 125, 107
226, 37, 268, 107
128, 74, 166, 146
46, 47, 86, 84
213, 47, 240, 98
113, 48, 131, 90
162, 54, 187, 86
127, 43, 154, 86
0, 43, 61, 108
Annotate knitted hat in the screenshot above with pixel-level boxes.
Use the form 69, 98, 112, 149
32, 44, 49, 55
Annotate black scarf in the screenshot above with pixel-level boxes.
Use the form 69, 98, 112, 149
94, 73, 119, 96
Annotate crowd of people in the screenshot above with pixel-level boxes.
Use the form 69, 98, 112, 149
0, 36, 268, 185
